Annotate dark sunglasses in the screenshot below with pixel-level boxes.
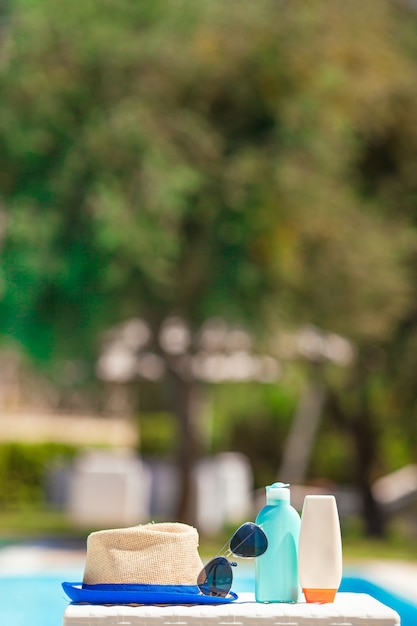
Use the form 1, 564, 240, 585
197, 522, 268, 597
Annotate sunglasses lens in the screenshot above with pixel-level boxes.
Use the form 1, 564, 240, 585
197, 556, 233, 597
230, 522, 268, 557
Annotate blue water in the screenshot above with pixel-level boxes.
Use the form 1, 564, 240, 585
340, 576, 417, 626
0, 570, 82, 626
0, 567, 416, 626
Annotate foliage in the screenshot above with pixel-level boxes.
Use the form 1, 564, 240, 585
0, 442, 78, 508
138, 411, 178, 458
0, 0, 417, 528
210, 382, 298, 487
0, 0, 415, 356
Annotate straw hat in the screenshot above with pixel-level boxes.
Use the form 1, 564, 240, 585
62, 522, 237, 605
84, 522, 203, 586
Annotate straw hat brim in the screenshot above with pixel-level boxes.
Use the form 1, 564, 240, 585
62, 581, 238, 605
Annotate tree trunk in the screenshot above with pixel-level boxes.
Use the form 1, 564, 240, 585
279, 362, 326, 484
328, 379, 386, 537
351, 406, 385, 536
166, 363, 202, 525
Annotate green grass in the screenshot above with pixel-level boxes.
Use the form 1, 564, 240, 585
0, 508, 93, 543
342, 535, 417, 563
0, 509, 416, 564
340, 515, 417, 562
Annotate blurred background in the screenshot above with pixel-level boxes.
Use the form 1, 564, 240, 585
0, 0, 417, 558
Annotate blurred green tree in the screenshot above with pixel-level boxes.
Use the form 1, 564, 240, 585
0, 0, 416, 528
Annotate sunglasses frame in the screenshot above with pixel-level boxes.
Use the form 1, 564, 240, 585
197, 522, 268, 597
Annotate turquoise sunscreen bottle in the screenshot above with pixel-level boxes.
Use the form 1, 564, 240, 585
255, 482, 300, 603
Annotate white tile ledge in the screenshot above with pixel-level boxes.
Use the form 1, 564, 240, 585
62, 592, 400, 626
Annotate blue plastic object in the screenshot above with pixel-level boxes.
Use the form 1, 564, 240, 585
255, 482, 301, 602
62, 581, 238, 605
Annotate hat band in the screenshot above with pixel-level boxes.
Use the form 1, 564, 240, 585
82, 583, 202, 595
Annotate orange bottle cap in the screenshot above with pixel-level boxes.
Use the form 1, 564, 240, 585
303, 588, 337, 603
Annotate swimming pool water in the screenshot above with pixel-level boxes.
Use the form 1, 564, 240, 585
340, 576, 417, 626
0, 570, 81, 626
0, 568, 416, 626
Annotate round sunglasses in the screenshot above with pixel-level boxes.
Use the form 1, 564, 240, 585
197, 522, 268, 597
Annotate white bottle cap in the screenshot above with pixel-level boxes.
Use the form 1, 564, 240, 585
266, 482, 290, 502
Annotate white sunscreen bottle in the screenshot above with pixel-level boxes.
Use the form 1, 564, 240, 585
298, 494, 343, 603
